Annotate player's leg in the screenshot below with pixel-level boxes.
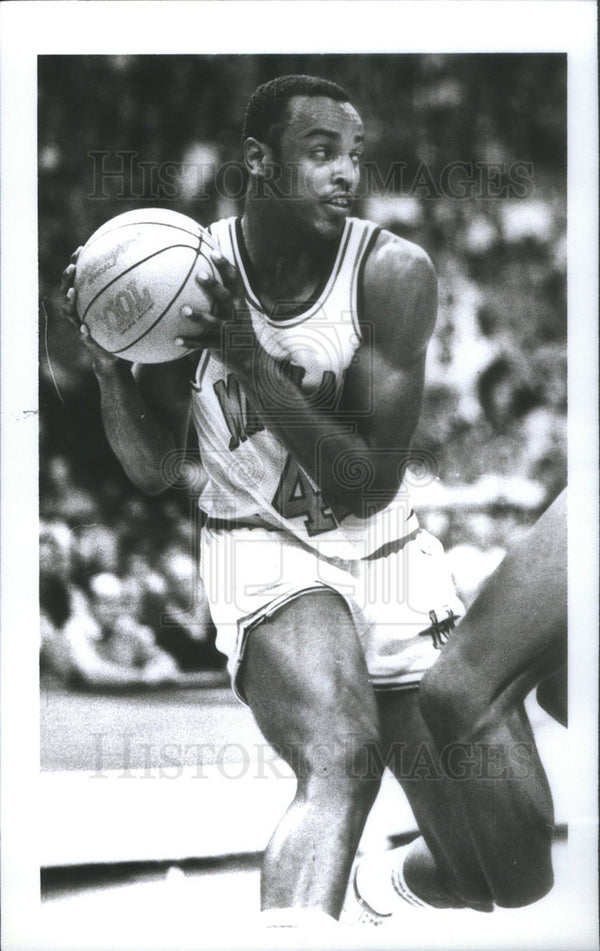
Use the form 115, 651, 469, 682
418, 489, 567, 906
238, 589, 383, 919
375, 686, 494, 910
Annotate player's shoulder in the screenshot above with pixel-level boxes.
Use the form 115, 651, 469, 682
361, 224, 436, 293
357, 223, 437, 348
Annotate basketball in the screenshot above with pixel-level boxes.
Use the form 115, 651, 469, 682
74, 208, 221, 363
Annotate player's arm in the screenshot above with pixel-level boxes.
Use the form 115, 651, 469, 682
81, 334, 193, 496
336, 232, 437, 503
62, 255, 192, 496
248, 232, 436, 516
177, 238, 435, 518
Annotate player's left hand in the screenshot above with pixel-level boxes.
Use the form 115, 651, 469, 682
175, 250, 254, 365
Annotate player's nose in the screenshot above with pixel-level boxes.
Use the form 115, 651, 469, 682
331, 152, 357, 189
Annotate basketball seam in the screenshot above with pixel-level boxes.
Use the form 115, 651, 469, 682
114, 242, 215, 356
83, 220, 204, 252
81, 243, 199, 323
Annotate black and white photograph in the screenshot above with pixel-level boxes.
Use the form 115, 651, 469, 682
1, 3, 598, 950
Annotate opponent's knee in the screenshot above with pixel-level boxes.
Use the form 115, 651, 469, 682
491, 839, 554, 907
419, 662, 483, 746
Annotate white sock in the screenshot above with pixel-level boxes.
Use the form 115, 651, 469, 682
354, 840, 431, 917
390, 843, 430, 907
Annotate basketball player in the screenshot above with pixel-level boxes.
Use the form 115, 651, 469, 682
62, 75, 548, 923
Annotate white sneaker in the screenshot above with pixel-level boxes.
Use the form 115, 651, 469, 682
352, 842, 431, 924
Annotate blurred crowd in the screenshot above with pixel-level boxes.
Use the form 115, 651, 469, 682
38, 54, 567, 687
40, 459, 227, 689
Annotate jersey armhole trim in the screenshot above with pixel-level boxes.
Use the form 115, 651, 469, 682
190, 349, 211, 392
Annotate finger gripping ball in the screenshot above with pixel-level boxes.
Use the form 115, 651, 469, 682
74, 208, 221, 363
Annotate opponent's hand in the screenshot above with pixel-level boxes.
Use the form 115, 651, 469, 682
175, 250, 254, 367
61, 247, 120, 373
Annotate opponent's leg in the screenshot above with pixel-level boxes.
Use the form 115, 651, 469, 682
238, 590, 383, 919
376, 687, 494, 910
418, 490, 567, 906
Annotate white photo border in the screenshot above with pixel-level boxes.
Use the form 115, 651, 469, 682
1, 2, 597, 950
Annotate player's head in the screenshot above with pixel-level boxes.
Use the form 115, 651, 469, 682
242, 75, 352, 153
242, 75, 364, 238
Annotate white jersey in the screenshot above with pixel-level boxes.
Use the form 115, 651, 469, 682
189, 216, 418, 561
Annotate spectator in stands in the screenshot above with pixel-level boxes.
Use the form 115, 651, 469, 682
442, 353, 564, 498
477, 356, 539, 434
73, 523, 121, 580
445, 511, 507, 605
156, 546, 225, 672
39, 520, 87, 674
46, 572, 181, 689
120, 549, 169, 632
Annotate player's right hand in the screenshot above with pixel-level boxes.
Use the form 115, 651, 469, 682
61, 247, 120, 372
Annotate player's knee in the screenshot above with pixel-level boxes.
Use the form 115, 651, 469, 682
295, 730, 383, 809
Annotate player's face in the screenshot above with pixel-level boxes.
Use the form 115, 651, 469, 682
273, 96, 364, 239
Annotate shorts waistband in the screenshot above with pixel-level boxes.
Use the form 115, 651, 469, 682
203, 518, 420, 564
204, 515, 277, 531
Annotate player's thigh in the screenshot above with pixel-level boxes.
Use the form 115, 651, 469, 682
239, 589, 381, 771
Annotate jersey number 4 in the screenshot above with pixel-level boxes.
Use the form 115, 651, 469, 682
272, 455, 338, 536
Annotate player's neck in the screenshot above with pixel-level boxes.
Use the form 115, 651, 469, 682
240, 200, 338, 302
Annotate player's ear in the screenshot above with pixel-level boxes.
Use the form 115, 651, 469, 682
243, 137, 273, 176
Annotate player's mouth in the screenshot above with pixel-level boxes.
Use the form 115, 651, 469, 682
322, 193, 353, 211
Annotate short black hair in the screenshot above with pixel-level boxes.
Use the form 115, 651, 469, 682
241, 74, 352, 149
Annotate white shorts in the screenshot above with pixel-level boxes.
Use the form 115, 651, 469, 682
200, 523, 463, 703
